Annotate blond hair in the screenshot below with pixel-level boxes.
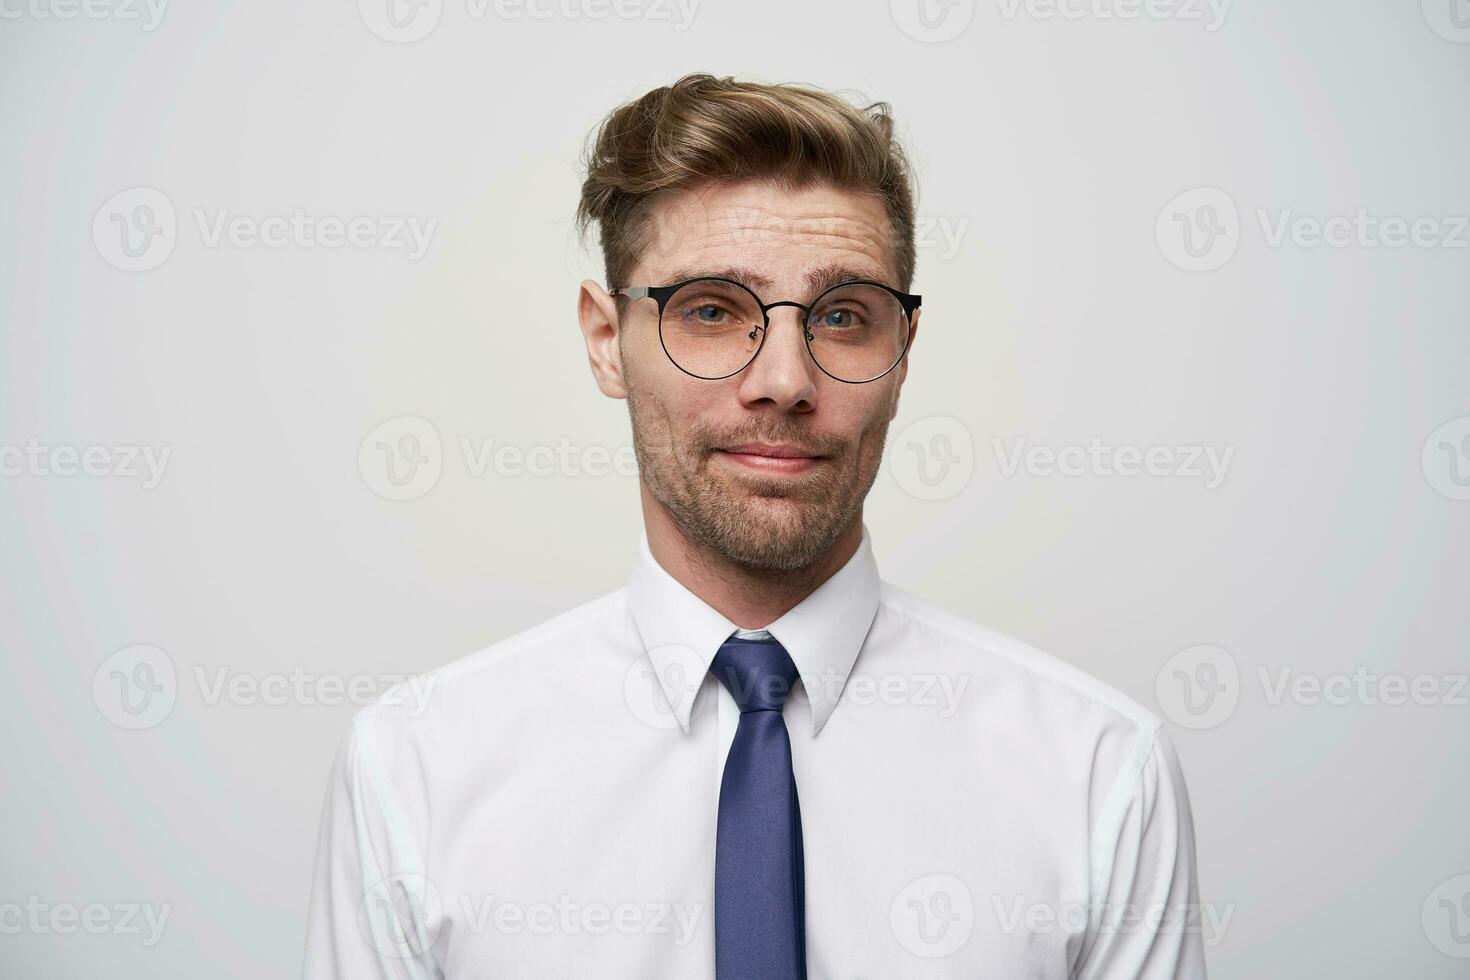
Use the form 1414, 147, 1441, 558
576, 73, 918, 292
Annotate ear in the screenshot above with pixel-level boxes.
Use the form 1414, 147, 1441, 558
578, 279, 628, 399
889, 308, 919, 421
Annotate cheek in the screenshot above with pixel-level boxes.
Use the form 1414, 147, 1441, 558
620, 315, 660, 374
832, 387, 897, 441
646, 379, 729, 448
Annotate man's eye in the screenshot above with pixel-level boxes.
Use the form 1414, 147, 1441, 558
678, 302, 739, 325
814, 308, 861, 328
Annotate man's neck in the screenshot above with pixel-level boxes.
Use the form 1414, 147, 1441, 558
641, 490, 862, 631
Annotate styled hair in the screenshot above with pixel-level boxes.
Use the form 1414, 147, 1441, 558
576, 73, 918, 293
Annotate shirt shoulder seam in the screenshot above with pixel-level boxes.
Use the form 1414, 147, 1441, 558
878, 583, 1163, 730
361, 586, 629, 716
1078, 723, 1164, 974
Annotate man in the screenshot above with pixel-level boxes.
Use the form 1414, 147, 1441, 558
304, 73, 1207, 978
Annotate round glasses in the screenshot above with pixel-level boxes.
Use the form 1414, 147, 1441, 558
613, 276, 921, 384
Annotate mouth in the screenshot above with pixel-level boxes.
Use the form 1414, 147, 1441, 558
712, 442, 826, 476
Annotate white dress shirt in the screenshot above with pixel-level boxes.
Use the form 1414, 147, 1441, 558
304, 524, 1207, 978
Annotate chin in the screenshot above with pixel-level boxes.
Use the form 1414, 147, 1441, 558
711, 503, 845, 572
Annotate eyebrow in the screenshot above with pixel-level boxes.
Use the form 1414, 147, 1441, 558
661, 265, 776, 292
804, 263, 893, 296
658, 263, 894, 300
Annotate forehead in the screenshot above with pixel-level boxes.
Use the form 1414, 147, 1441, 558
634, 179, 899, 290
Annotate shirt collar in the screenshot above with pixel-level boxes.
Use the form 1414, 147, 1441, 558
626, 523, 882, 737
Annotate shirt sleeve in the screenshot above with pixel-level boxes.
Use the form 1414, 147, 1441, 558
302, 708, 442, 980
1073, 723, 1209, 980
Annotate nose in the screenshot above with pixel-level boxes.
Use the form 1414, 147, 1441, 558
737, 304, 819, 412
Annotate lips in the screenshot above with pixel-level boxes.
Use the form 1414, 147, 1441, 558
719, 442, 822, 459
712, 442, 825, 475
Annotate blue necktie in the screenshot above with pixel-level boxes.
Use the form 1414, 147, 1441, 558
710, 634, 807, 980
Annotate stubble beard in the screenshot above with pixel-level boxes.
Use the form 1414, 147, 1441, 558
625, 382, 891, 574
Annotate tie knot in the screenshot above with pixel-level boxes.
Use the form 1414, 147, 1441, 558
710, 635, 800, 713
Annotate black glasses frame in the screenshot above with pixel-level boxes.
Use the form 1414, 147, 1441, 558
611, 276, 921, 384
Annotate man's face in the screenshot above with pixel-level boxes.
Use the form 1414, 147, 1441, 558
613, 179, 918, 572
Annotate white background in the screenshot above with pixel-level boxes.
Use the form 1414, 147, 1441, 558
2, 0, 1468, 975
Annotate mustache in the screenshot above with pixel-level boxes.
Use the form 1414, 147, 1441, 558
698, 420, 846, 458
